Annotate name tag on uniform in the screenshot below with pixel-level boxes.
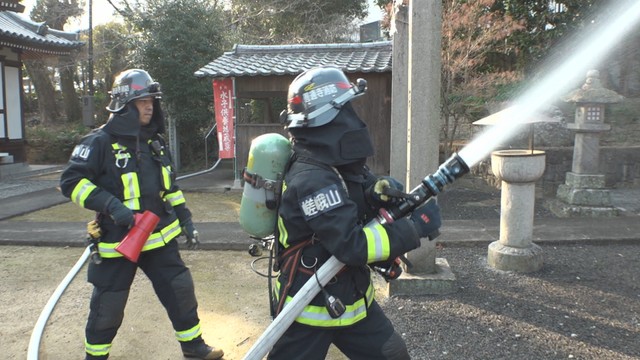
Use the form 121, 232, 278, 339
299, 184, 344, 220
71, 144, 92, 160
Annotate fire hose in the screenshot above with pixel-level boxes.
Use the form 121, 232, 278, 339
242, 153, 469, 360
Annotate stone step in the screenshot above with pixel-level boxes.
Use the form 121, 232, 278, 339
0, 163, 64, 180
0, 152, 14, 164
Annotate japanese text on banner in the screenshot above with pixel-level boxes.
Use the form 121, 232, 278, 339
212, 78, 235, 159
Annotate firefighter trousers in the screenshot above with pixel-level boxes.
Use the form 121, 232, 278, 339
268, 301, 410, 360
85, 240, 200, 350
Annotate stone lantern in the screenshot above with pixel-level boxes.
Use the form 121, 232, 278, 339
550, 70, 624, 217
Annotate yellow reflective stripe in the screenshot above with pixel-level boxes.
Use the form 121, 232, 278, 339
112, 143, 125, 150
97, 219, 181, 258
120, 172, 140, 202
277, 215, 289, 248
71, 178, 97, 207
142, 219, 181, 251
282, 283, 375, 328
175, 323, 202, 342
123, 198, 141, 210
113, 152, 131, 160
161, 166, 172, 190
363, 222, 390, 263
85, 339, 111, 356
164, 190, 185, 206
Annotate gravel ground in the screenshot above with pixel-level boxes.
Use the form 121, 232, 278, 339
380, 243, 640, 360
437, 175, 557, 220
378, 177, 640, 360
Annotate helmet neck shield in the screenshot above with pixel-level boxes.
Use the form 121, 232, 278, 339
290, 103, 374, 166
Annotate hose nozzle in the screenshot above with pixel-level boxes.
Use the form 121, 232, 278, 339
380, 153, 470, 222
422, 153, 470, 196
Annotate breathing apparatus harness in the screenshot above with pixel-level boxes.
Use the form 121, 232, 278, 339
246, 154, 412, 320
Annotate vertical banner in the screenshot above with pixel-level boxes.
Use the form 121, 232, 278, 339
212, 78, 235, 159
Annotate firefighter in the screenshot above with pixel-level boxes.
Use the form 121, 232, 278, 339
269, 66, 442, 360
59, 69, 224, 360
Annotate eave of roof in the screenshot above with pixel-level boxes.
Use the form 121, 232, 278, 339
194, 41, 392, 78
0, 11, 84, 58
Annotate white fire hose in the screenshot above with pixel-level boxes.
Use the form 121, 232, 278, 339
27, 246, 91, 360
242, 255, 345, 360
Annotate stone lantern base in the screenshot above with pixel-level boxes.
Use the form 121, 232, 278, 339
549, 172, 619, 217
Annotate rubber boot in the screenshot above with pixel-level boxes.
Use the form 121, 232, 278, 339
181, 337, 224, 360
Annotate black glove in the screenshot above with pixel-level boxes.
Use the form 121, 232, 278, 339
409, 199, 442, 240
106, 198, 134, 227
366, 176, 405, 206
182, 219, 200, 250
371, 257, 403, 282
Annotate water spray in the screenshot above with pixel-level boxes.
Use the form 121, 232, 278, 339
459, 0, 640, 169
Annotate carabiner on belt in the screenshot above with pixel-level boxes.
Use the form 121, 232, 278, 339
114, 149, 130, 168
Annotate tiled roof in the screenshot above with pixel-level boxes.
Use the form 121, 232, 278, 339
194, 41, 392, 78
0, 11, 84, 57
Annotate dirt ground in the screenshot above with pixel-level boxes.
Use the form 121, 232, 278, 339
3, 242, 640, 360
3, 179, 640, 359
1, 246, 271, 360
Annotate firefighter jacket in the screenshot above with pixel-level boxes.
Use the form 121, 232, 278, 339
274, 156, 421, 328
60, 107, 188, 258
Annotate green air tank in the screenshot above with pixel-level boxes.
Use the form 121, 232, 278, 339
239, 133, 292, 238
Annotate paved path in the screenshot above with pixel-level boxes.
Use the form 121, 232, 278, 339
0, 161, 639, 251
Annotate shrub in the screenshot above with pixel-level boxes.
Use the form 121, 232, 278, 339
25, 123, 88, 164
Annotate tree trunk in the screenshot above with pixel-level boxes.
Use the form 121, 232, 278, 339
59, 55, 82, 123
24, 60, 60, 124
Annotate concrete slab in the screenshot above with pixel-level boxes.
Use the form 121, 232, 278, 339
387, 258, 457, 296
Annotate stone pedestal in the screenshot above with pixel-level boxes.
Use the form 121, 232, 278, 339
487, 150, 545, 273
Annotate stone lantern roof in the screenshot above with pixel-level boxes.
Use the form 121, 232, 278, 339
563, 70, 624, 104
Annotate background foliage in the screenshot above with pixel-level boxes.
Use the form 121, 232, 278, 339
20, 0, 640, 167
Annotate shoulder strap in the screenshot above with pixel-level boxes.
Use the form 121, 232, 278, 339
295, 155, 348, 195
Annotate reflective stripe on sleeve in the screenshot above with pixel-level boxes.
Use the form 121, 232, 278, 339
164, 190, 185, 206
71, 178, 98, 207
363, 221, 391, 263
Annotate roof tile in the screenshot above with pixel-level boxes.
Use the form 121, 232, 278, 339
194, 41, 392, 78
0, 11, 84, 56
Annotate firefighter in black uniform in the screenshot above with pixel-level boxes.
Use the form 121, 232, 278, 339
269, 66, 442, 360
59, 69, 224, 360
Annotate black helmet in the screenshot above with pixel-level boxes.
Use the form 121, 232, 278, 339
280, 66, 367, 129
106, 69, 162, 113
